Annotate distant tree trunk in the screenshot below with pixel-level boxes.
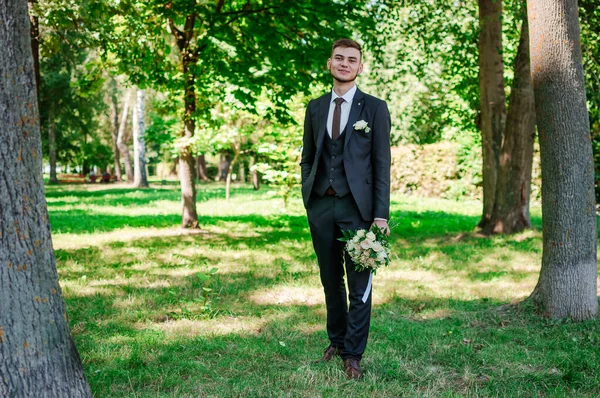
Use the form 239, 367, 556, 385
109, 78, 121, 180
170, 15, 199, 228
117, 92, 133, 183
218, 153, 231, 181
170, 156, 179, 177
249, 156, 260, 190
48, 109, 59, 184
238, 159, 246, 184
485, 10, 536, 234
132, 88, 148, 188
197, 154, 208, 181
478, 0, 507, 228
0, 1, 92, 396
225, 144, 240, 201
528, 0, 598, 320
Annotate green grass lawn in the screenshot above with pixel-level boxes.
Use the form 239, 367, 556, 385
46, 182, 600, 397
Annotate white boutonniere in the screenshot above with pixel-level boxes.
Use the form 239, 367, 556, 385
353, 120, 371, 133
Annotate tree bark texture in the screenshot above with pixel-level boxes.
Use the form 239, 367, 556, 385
109, 78, 121, 180
485, 9, 536, 234
478, 0, 507, 228
528, 0, 598, 320
0, 1, 92, 396
116, 92, 133, 183
132, 88, 148, 188
171, 13, 199, 228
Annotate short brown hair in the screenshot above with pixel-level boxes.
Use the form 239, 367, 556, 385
331, 38, 362, 58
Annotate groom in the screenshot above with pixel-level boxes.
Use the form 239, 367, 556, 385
300, 38, 391, 380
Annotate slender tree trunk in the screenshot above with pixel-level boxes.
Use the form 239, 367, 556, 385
478, 0, 507, 228
485, 9, 536, 234
110, 78, 121, 180
218, 153, 231, 181
48, 109, 59, 184
238, 159, 246, 184
225, 148, 240, 201
197, 154, 208, 181
249, 156, 260, 190
170, 13, 199, 228
132, 88, 148, 188
528, 0, 598, 320
178, 51, 199, 228
0, 2, 92, 395
117, 92, 133, 183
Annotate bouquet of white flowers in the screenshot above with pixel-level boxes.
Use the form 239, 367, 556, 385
339, 225, 391, 274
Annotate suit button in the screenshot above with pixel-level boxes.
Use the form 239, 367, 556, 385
332, 155, 336, 159
331, 167, 335, 171
329, 178, 334, 183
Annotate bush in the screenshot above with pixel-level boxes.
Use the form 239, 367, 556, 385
391, 142, 541, 202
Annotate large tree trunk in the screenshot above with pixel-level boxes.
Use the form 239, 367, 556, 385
478, 0, 507, 228
485, 9, 536, 234
0, 1, 92, 396
528, 0, 598, 320
132, 88, 149, 188
109, 78, 122, 181
117, 92, 133, 183
171, 13, 199, 228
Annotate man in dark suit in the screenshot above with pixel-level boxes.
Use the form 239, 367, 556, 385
300, 38, 391, 380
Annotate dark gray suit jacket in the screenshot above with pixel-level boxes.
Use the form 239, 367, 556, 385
300, 88, 391, 222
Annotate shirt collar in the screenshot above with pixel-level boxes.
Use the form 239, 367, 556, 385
331, 85, 357, 104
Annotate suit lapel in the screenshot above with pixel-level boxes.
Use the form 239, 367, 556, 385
315, 92, 331, 149
344, 89, 365, 147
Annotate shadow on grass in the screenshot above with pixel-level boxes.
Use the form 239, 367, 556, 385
69, 285, 600, 397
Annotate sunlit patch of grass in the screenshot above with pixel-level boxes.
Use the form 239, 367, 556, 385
45, 183, 600, 397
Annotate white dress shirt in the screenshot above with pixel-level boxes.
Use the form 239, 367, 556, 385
326, 85, 357, 138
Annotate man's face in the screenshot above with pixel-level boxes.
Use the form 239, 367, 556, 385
327, 46, 363, 83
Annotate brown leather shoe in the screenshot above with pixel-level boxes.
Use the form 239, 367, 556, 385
313, 345, 339, 363
343, 358, 363, 380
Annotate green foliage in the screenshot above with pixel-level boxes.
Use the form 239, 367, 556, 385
375, 1, 480, 144
390, 141, 542, 201
34, 0, 112, 170
252, 132, 302, 208
109, 0, 385, 122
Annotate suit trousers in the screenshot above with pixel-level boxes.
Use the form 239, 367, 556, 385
307, 192, 373, 360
